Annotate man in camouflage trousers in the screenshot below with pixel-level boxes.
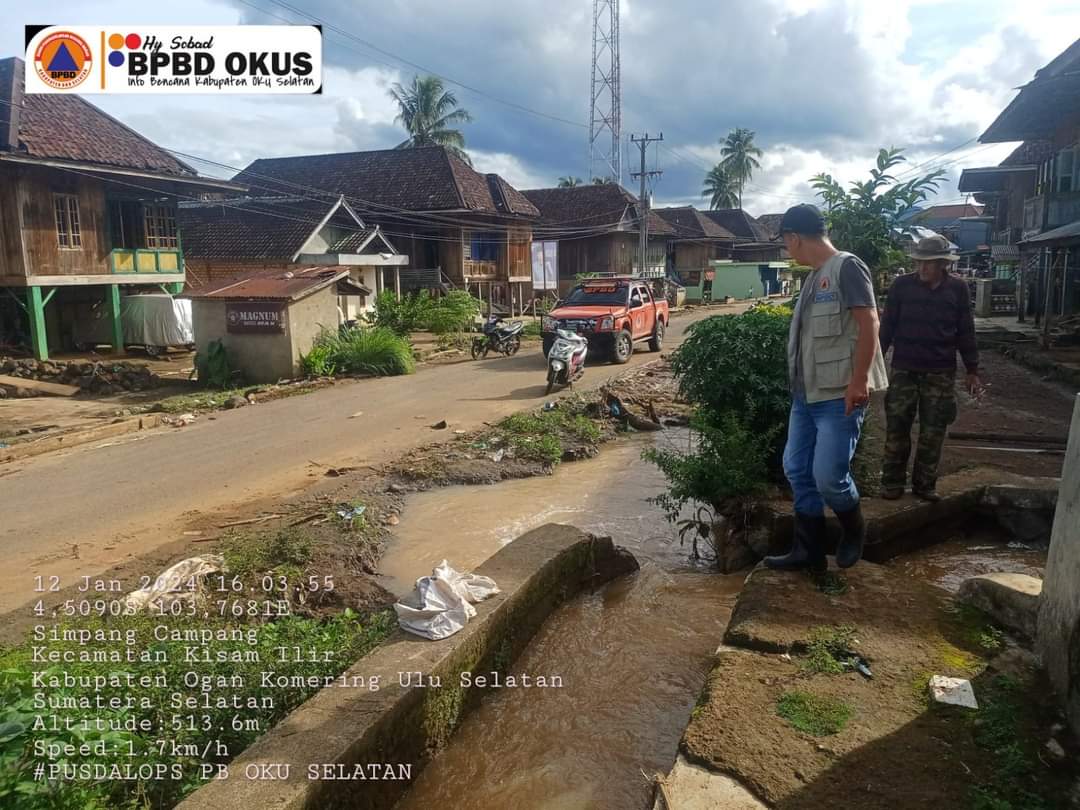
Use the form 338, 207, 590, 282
879, 235, 982, 501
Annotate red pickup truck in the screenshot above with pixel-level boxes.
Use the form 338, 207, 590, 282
541, 277, 669, 363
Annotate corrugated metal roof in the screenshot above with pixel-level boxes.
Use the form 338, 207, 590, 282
183, 267, 350, 302
1021, 220, 1080, 245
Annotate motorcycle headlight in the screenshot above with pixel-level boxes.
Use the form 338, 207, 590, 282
542, 316, 557, 332
598, 316, 614, 331
551, 360, 565, 371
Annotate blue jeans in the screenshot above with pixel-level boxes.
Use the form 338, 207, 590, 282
783, 395, 865, 516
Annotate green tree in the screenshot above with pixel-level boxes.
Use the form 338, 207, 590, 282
703, 163, 739, 209
388, 75, 473, 165
720, 127, 763, 209
558, 176, 583, 187
810, 147, 946, 273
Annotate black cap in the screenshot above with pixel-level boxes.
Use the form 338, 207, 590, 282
776, 203, 826, 238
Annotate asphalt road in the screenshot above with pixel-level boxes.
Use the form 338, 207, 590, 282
0, 306, 730, 613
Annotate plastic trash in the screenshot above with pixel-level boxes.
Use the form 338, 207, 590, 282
492, 448, 506, 463
336, 504, 366, 526
394, 560, 500, 640
124, 554, 224, 612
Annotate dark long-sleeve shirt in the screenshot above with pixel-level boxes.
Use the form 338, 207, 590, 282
880, 272, 978, 374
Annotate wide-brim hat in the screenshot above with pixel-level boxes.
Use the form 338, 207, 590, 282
908, 234, 958, 262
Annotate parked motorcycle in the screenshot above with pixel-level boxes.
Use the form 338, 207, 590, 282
471, 316, 524, 359
545, 328, 588, 395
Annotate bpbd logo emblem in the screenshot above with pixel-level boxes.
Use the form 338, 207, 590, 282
106, 32, 142, 68
33, 31, 92, 89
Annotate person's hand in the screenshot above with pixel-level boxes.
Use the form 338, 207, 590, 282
845, 377, 870, 416
966, 373, 983, 398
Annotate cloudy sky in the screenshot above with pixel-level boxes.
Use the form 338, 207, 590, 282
5, 1, 1078, 215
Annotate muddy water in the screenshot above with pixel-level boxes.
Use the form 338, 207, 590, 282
383, 434, 744, 810
888, 534, 1047, 593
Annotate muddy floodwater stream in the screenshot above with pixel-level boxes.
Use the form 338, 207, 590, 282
382, 433, 744, 810
380, 432, 1051, 810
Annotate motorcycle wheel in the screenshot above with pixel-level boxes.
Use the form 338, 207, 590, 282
471, 339, 485, 360
545, 368, 556, 396
506, 336, 521, 356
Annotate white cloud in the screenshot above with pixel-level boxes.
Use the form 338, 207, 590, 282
470, 150, 552, 189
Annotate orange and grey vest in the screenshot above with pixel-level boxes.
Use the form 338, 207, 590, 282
788, 251, 889, 404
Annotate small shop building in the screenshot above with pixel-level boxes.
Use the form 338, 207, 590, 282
675, 260, 792, 303
183, 268, 369, 383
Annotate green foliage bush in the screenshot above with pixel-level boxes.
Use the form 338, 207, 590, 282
776, 691, 852, 736
302, 327, 415, 377
644, 411, 773, 519
368, 290, 480, 335
647, 305, 791, 546
671, 305, 792, 441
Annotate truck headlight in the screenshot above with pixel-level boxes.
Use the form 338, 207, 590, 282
542, 316, 557, 332
599, 316, 614, 331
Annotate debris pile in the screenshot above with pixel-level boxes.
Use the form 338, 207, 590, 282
0, 357, 162, 394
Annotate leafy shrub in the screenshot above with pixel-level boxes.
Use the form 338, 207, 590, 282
302, 327, 415, 377
644, 411, 774, 520
522, 320, 542, 338
367, 290, 434, 334
367, 290, 480, 336
671, 306, 791, 432
425, 290, 480, 335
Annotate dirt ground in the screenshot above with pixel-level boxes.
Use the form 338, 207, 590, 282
683, 563, 1076, 809
853, 349, 1077, 494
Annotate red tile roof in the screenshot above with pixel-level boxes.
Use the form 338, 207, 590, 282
0, 57, 193, 176
654, 206, 735, 239
234, 146, 539, 218
521, 184, 675, 236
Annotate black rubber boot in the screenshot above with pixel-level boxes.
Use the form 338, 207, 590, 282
834, 503, 866, 569
765, 512, 827, 574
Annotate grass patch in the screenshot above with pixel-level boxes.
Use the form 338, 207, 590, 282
776, 691, 852, 736
522, 320, 542, 338
801, 625, 858, 675
812, 570, 849, 596
302, 327, 415, 377
967, 675, 1050, 810
149, 382, 321, 415
0, 608, 394, 810
944, 602, 1005, 653
496, 402, 602, 466
220, 526, 314, 579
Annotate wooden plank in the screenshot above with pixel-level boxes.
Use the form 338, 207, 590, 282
0, 374, 80, 397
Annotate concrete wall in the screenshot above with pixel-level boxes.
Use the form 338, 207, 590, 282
176, 525, 637, 810
191, 289, 338, 384
1037, 393, 1080, 735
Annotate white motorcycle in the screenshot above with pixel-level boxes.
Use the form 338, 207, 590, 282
545, 328, 588, 395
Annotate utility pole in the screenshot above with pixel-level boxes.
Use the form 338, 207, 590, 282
630, 132, 663, 278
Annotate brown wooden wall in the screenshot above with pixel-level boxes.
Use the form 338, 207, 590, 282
0, 166, 23, 280
1, 164, 110, 282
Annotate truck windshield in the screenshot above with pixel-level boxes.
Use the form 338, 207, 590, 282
563, 284, 628, 307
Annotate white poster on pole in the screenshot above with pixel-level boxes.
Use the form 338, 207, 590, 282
531, 241, 558, 290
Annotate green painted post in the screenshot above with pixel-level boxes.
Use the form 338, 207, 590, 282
108, 285, 124, 354
165, 282, 184, 295
26, 286, 48, 361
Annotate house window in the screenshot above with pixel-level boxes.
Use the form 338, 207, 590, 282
54, 193, 82, 250
464, 230, 500, 262
143, 204, 178, 249
1055, 146, 1078, 193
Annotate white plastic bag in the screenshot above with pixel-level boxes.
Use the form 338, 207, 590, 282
124, 554, 224, 612
394, 560, 500, 640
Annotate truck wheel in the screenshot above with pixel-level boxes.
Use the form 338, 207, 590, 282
649, 320, 665, 352
613, 329, 633, 364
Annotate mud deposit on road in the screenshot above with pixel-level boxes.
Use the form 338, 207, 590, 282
385, 433, 744, 810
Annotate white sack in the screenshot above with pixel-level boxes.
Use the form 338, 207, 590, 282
124, 554, 224, 612
393, 560, 500, 640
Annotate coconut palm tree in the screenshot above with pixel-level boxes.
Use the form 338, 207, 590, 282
558, 176, 583, 187
388, 75, 473, 165
703, 164, 739, 210
719, 127, 763, 209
